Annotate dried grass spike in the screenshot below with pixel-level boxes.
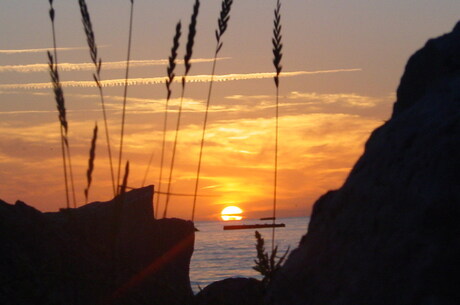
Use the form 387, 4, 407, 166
48, 52, 68, 135
49, 6, 55, 21
149, 20, 182, 217
272, 0, 283, 87
78, 0, 98, 68
84, 122, 98, 203
190, 0, 234, 221
166, 21, 181, 99
116, 0, 135, 194
215, 0, 233, 54
184, 0, 200, 76
78, 0, 116, 196
120, 161, 130, 196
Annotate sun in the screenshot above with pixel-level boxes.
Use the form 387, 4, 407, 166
221, 206, 243, 221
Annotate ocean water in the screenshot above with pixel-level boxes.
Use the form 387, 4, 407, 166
190, 217, 310, 293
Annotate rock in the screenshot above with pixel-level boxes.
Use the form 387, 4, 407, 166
194, 277, 264, 305
267, 22, 460, 305
0, 186, 195, 305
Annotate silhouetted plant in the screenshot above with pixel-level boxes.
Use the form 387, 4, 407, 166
148, 20, 182, 219
164, 0, 200, 218
47, 1, 77, 208
84, 123, 98, 203
271, 0, 283, 251
116, 0, 135, 194
253, 230, 289, 286
78, 0, 116, 196
191, 0, 234, 222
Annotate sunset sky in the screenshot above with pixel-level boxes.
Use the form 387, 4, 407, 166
1, 0, 459, 220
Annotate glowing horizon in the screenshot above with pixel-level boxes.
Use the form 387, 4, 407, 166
0, 0, 458, 220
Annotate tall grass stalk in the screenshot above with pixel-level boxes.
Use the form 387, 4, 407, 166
271, 0, 283, 251
116, 0, 135, 195
78, 0, 116, 196
141, 151, 154, 187
152, 21, 182, 219
65, 139, 78, 208
163, 0, 200, 218
48, 0, 76, 208
84, 123, 98, 204
191, 0, 233, 222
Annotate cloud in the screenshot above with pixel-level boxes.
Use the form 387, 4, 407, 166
220, 91, 393, 120
0, 68, 361, 90
0, 101, 382, 219
287, 91, 381, 108
0, 110, 57, 115
143, 110, 382, 218
226, 94, 271, 100
0, 57, 230, 73
0, 90, 389, 122
0, 46, 88, 55
226, 91, 382, 108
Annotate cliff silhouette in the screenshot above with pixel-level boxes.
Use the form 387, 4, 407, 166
0, 186, 195, 305
267, 21, 460, 305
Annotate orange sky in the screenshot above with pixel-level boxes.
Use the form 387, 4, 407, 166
0, 0, 459, 220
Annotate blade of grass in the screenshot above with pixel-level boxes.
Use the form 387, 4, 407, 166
271, 0, 283, 252
141, 151, 154, 187
65, 139, 77, 208
47, 51, 70, 209
116, 0, 135, 195
84, 123, 98, 204
78, 0, 116, 196
48, 0, 77, 209
150, 21, 181, 219
191, 0, 233, 222
163, 0, 200, 218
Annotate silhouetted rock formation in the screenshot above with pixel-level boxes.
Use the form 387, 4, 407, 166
267, 22, 460, 305
194, 277, 264, 305
0, 186, 195, 305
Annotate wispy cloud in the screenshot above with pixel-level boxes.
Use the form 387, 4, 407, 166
0, 46, 88, 55
0, 57, 230, 73
287, 91, 380, 108
222, 91, 391, 116
0, 110, 57, 115
0, 93, 383, 218
0, 68, 361, 90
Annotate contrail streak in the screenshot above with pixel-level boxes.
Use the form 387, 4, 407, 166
0, 57, 230, 73
0, 46, 87, 54
0, 68, 361, 90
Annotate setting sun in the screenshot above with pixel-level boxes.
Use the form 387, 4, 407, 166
221, 206, 243, 221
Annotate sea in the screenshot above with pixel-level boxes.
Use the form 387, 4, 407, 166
189, 217, 310, 293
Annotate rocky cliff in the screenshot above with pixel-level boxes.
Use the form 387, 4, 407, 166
0, 186, 195, 305
268, 22, 460, 305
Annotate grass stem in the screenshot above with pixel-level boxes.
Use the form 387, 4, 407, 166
84, 123, 98, 204
153, 21, 181, 218
48, 0, 76, 208
78, 0, 116, 196
116, 0, 135, 194
163, 0, 200, 218
191, 0, 233, 222
271, 0, 283, 252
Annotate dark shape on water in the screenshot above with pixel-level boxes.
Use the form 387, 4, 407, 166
267, 21, 460, 305
223, 223, 286, 230
0, 186, 195, 305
